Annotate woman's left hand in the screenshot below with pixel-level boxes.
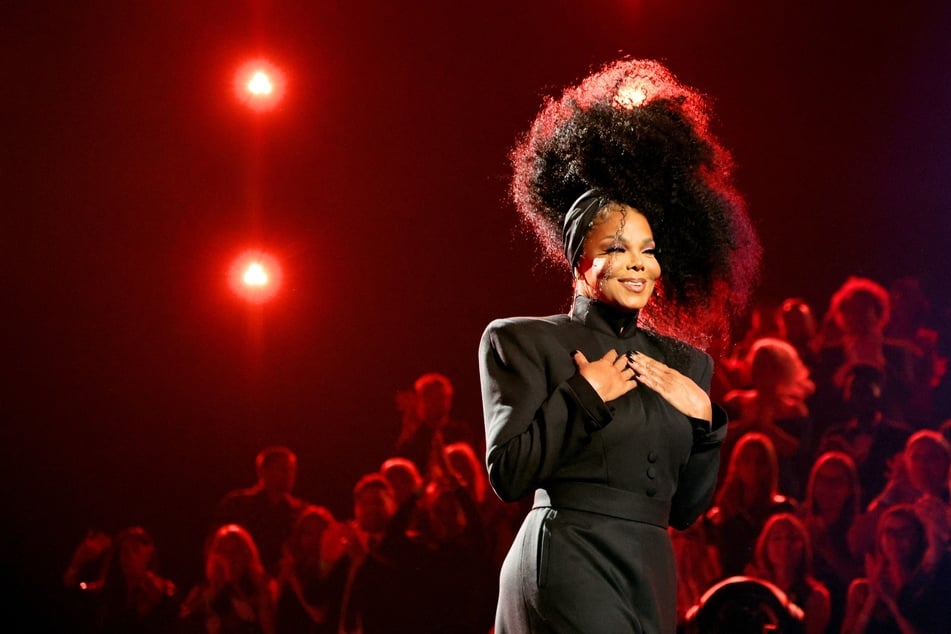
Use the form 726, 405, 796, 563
628, 352, 712, 423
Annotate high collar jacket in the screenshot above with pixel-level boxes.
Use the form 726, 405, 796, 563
479, 295, 727, 530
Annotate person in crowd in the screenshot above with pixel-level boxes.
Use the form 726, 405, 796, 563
395, 373, 478, 477
213, 446, 306, 577
706, 433, 796, 577
63, 526, 179, 634
480, 57, 760, 632
746, 513, 830, 634
850, 431, 951, 559
813, 276, 921, 424
799, 452, 863, 633
274, 505, 349, 634
778, 297, 820, 371
884, 276, 941, 424
419, 476, 496, 633
671, 520, 722, 627
723, 337, 815, 498
819, 364, 913, 506
380, 457, 425, 508
444, 441, 526, 575
841, 504, 951, 634
179, 524, 275, 634
339, 473, 429, 634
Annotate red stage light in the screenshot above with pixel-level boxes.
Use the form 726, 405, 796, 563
229, 250, 282, 303
234, 59, 286, 112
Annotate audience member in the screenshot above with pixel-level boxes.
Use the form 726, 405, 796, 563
339, 473, 429, 634
842, 505, 950, 634
746, 513, 830, 634
813, 276, 921, 424
274, 506, 349, 634
419, 478, 495, 634
179, 524, 275, 634
818, 364, 912, 506
777, 297, 820, 371
798, 452, 863, 633
394, 373, 477, 476
213, 447, 305, 577
64, 527, 179, 634
706, 433, 796, 577
723, 337, 815, 497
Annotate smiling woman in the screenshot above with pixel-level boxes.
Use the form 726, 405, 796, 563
480, 57, 761, 633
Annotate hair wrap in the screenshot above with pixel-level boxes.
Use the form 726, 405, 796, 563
563, 189, 608, 272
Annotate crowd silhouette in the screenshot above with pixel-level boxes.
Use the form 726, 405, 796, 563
61, 276, 951, 632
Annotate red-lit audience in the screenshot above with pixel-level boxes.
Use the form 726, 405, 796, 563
62, 274, 951, 633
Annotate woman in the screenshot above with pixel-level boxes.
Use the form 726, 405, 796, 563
723, 337, 815, 497
480, 58, 760, 633
275, 506, 349, 634
706, 433, 796, 577
841, 505, 950, 634
63, 526, 179, 634
799, 452, 863, 633
747, 513, 831, 634
179, 524, 275, 634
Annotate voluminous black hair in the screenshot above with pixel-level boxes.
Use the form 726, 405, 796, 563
511, 58, 761, 347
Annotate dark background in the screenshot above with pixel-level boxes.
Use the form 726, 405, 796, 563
3, 0, 950, 628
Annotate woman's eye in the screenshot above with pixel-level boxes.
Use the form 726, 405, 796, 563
605, 245, 625, 254
642, 247, 656, 256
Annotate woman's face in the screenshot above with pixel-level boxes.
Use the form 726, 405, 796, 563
812, 461, 853, 516
214, 533, 250, 579
879, 515, 922, 567
298, 516, 328, 554
906, 439, 949, 495
765, 520, 804, 571
576, 207, 660, 312
736, 442, 772, 489
119, 537, 154, 580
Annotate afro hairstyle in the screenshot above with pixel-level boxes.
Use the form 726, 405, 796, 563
510, 57, 761, 347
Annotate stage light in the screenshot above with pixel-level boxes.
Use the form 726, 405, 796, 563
229, 250, 282, 303
242, 262, 269, 286
247, 71, 274, 96
234, 59, 286, 112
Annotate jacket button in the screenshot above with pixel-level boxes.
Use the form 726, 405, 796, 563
646, 486, 657, 497
648, 450, 658, 463
646, 466, 657, 479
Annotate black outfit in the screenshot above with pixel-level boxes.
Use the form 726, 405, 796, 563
479, 296, 727, 633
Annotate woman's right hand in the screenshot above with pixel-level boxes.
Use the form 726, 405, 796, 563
573, 349, 638, 403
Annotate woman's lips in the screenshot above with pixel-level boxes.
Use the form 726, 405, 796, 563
619, 278, 647, 292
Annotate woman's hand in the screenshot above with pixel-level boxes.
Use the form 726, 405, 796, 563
572, 349, 638, 403
628, 352, 712, 423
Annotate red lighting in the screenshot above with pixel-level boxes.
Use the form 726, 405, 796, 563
229, 250, 282, 303
234, 59, 286, 112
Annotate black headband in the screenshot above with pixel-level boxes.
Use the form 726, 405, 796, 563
563, 188, 609, 272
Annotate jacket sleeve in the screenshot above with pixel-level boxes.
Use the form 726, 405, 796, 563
669, 352, 728, 530
479, 321, 613, 502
